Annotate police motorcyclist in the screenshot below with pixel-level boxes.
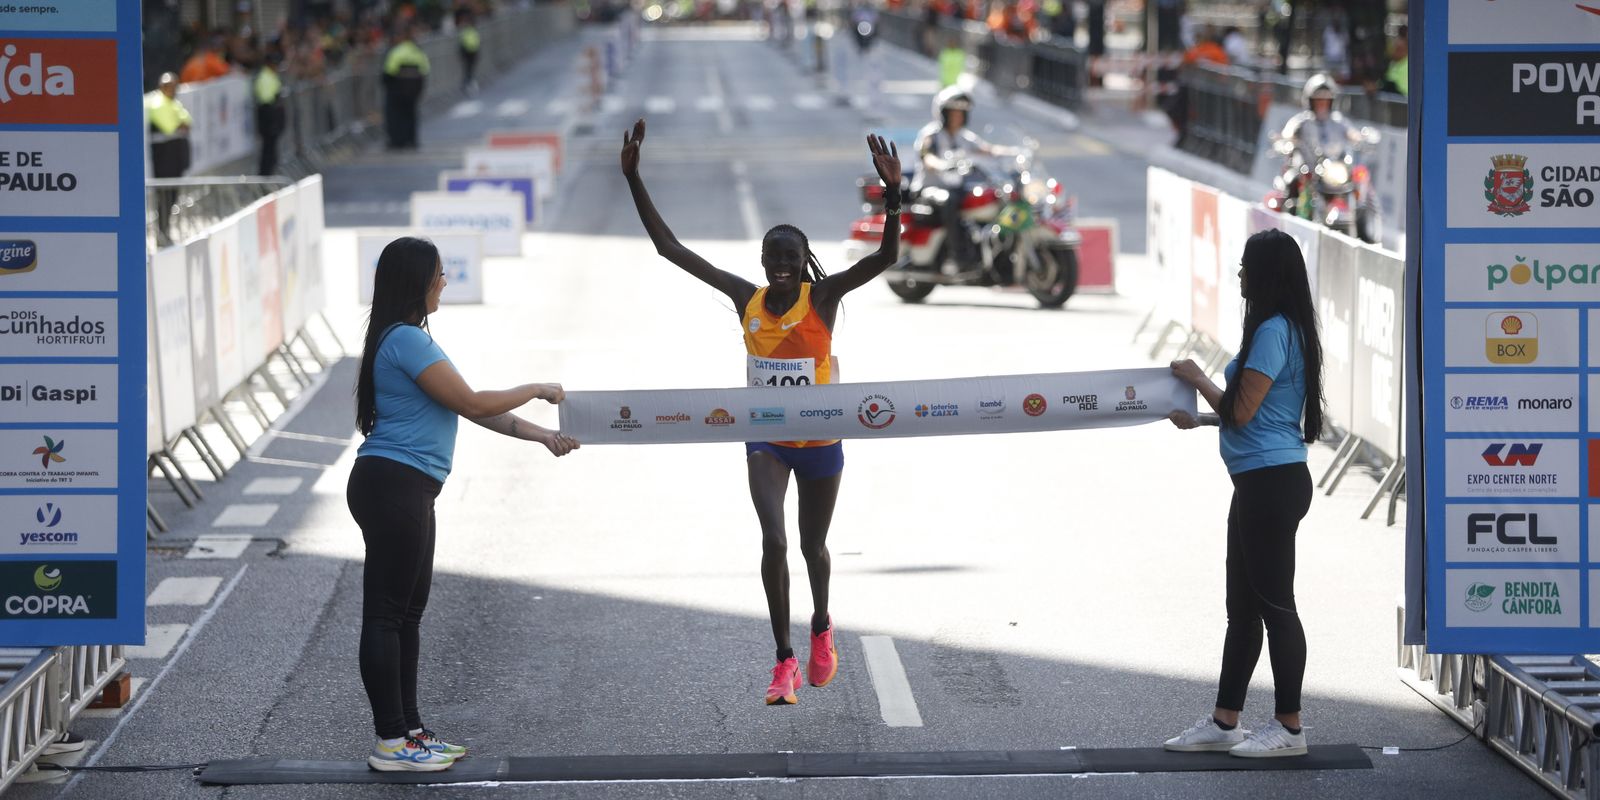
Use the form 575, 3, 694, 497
912, 87, 1022, 270
1277, 73, 1362, 197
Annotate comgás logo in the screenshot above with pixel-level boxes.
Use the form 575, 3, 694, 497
858, 394, 896, 429
799, 407, 845, 421
1, 561, 114, 618
704, 408, 736, 426
0, 39, 118, 126
0, 240, 36, 276
1022, 393, 1046, 416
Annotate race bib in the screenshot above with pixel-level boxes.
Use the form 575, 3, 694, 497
748, 355, 816, 387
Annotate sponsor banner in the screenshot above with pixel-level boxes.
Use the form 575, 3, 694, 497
559, 368, 1195, 445
485, 130, 564, 171
357, 230, 485, 305
1189, 185, 1220, 341
1448, 2, 1600, 45
235, 207, 263, 375
0, 429, 117, 489
296, 176, 326, 319
410, 191, 523, 257
206, 214, 246, 393
1445, 438, 1580, 499
255, 199, 284, 358
1146, 168, 1192, 330
1351, 245, 1404, 456
0, 38, 117, 125
463, 146, 555, 200
1449, 53, 1600, 138
1446, 243, 1600, 302
150, 246, 196, 435
1214, 194, 1250, 349
276, 187, 305, 337
1448, 143, 1600, 229
0, 296, 115, 357
0, 232, 115, 292
177, 75, 255, 175
1446, 569, 1580, 628
1317, 231, 1357, 426
1445, 373, 1579, 433
0, 560, 116, 620
440, 171, 538, 224
0, 0, 116, 31
0, 131, 118, 217
0, 362, 117, 423
1447, 504, 1580, 564
185, 238, 218, 411
1443, 307, 1580, 368
0, 495, 117, 555
145, 276, 162, 450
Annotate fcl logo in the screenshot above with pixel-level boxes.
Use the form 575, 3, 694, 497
1484, 154, 1533, 217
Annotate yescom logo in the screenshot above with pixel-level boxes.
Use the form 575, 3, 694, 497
0, 39, 118, 125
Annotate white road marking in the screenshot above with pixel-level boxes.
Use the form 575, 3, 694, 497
695, 96, 724, 112
211, 503, 279, 528
891, 94, 919, 110
147, 576, 223, 606
731, 160, 761, 240
707, 66, 734, 134
545, 98, 575, 116
243, 476, 304, 496
125, 624, 188, 660
745, 95, 775, 111
448, 100, 483, 118
600, 95, 627, 114
793, 93, 825, 110
185, 534, 253, 560
77, 678, 147, 718
69, 565, 249, 794
644, 96, 677, 114
495, 99, 531, 117
860, 635, 923, 727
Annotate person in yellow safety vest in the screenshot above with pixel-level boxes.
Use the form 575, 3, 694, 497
255, 48, 287, 176
383, 23, 430, 150
145, 72, 192, 241
937, 33, 964, 88
456, 9, 481, 96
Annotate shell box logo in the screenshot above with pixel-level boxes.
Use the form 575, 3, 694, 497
0, 39, 118, 126
1485, 154, 1533, 217
1486, 312, 1538, 364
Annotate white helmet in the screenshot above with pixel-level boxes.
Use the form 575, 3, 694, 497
932, 85, 973, 121
1302, 73, 1339, 109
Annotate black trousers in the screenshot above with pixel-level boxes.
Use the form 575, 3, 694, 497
384, 76, 424, 148
256, 104, 284, 176
460, 49, 479, 87
1216, 461, 1311, 716
347, 456, 442, 739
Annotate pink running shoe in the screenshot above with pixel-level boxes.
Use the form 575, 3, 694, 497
808, 618, 838, 687
766, 656, 801, 705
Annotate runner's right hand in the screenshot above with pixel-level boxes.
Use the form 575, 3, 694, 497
621, 118, 646, 176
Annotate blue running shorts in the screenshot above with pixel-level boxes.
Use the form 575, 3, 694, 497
745, 442, 845, 480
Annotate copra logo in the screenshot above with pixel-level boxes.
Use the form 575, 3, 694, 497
0, 240, 36, 276
33, 564, 58, 590
1486, 255, 1600, 292
4, 563, 90, 616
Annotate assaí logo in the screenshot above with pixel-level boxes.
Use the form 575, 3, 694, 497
1486, 254, 1600, 293
0, 240, 36, 276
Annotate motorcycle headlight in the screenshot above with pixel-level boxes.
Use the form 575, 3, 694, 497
1320, 161, 1350, 187
1023, 181, 1049, 205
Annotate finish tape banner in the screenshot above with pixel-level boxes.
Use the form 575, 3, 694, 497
559, 368, 1195, 444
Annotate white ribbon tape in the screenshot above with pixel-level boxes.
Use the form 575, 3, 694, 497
557, 368, 1197, 444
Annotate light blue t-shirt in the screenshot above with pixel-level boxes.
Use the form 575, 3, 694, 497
357, 324, 458, 483
1220, 315, 1308, 475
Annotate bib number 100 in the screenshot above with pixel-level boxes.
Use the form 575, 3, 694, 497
757, 374, 812, 387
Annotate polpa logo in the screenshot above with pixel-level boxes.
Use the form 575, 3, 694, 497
1485, 255, 1598, 292
33, 564, 60, 592
32, 435, 64, 469
0, 240, 36, 276
1464, 582, 1496, 612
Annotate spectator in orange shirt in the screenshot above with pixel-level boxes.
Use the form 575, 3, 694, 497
180, 34, 232, 84
987, 0, 1036, 42
1183, 27, 1229, 66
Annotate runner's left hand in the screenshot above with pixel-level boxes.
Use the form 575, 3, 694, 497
868, 134, 901, 190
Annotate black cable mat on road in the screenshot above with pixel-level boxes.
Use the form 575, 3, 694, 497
195, 746, 1369, 785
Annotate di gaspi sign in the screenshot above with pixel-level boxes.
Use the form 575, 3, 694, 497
0, 1, 146, 645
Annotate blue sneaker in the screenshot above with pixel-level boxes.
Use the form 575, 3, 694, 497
368, 736, 455, 772
414, 728, 468, 759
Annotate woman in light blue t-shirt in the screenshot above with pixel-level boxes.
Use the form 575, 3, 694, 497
347, 237, 579, 772
1162, 229, 1326, 759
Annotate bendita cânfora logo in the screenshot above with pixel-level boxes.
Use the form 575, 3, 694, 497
1464, 581, 1496, 612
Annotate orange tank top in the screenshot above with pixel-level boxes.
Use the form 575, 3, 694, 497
742, 283, 836, 448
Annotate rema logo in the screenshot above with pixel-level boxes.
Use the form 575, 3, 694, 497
0, 240, 36, 275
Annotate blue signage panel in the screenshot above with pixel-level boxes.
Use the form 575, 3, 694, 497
0, 1, 146, 644
1419, 0, 1600, 653
443, 175, 537, 223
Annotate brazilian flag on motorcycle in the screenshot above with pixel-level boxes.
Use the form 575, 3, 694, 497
997, 201, 1034, 233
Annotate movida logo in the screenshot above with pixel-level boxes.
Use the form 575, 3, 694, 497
0, 39, 117, 125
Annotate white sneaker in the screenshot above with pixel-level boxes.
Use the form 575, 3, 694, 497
1163, 716, 1249, 752
367, 736, 456, 772
1230, 719, 1308, 758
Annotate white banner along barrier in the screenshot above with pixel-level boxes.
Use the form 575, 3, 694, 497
410, 191, 524, 257
464, 146, 556, 202
150, 246, 196, 442
177, 75, 256, 175
357, 230, 486, 305
559, 368, 1196, 445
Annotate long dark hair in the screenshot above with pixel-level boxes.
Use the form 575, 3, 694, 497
356, 237, 440, 436
762, 224, 828, 283
1218, 229, 1324, 442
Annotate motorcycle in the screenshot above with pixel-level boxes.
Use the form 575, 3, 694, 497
1264, 125, 1382, 244
842, 126, 1081, 308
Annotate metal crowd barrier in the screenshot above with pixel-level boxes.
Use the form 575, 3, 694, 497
876, 11, 1089, 110
147, 176, 292, 248
0, 645, 125, 793
1397, 605, 1600, 799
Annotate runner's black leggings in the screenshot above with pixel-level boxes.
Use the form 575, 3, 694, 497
347, 456, 441, 739
1216, 461, 1312, 716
